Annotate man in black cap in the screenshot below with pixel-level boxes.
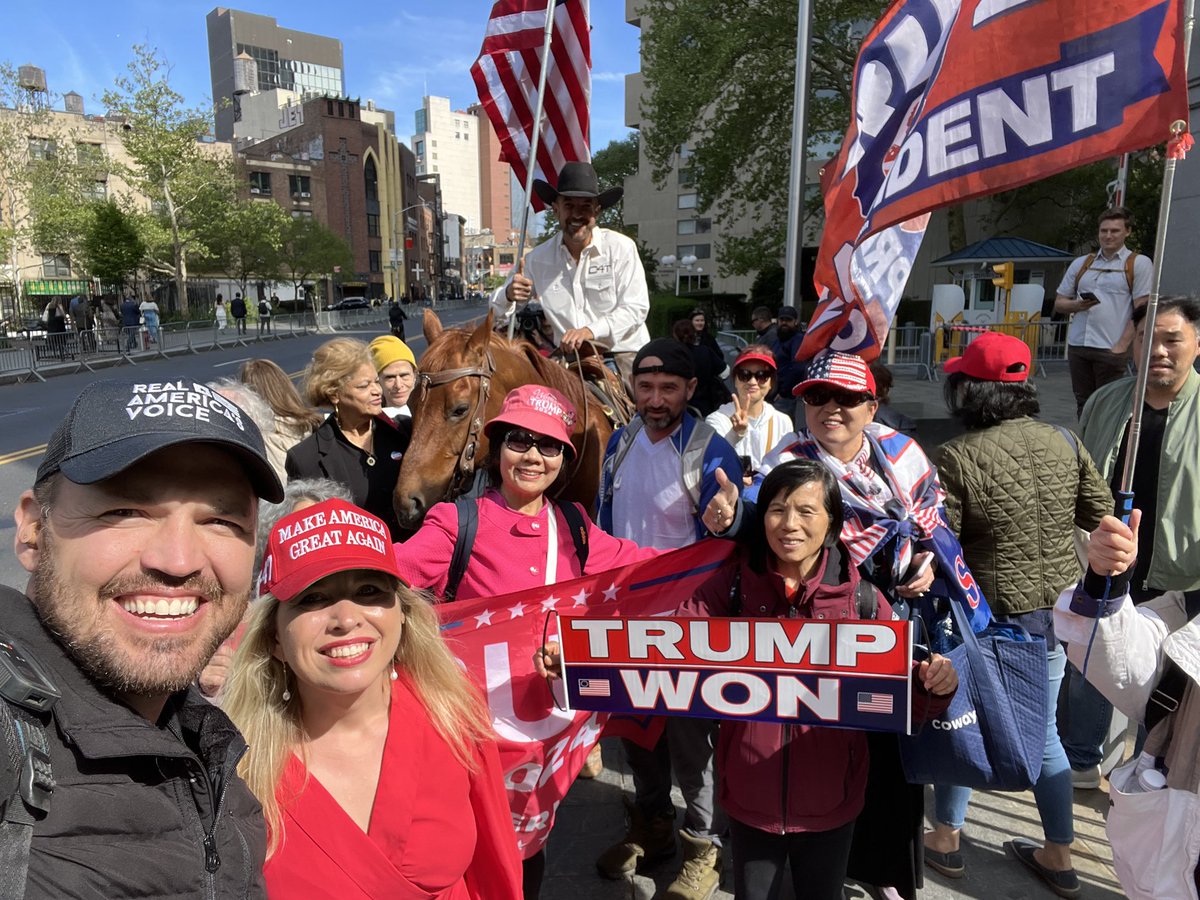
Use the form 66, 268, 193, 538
772, 305, 807, 419
492, 160, 650, 382
595, 338, 743, 899
2, 378, 282, 899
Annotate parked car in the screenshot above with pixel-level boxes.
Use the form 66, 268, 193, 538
326, 297, 370, 311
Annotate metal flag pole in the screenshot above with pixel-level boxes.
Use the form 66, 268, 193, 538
1118, 0, 1194, 504
781, 0, 814, 314
1081, 0, 1194, 653
509, 0, 558, 340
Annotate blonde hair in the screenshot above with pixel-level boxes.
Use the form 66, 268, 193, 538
222, 581, 494, 857
303, 338, 373, 408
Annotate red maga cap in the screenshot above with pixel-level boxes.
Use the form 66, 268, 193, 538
943, 332, 1031, 382
258, 499, 404, 602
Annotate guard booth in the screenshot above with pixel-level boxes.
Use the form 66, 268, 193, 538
929, 237, 1074, 366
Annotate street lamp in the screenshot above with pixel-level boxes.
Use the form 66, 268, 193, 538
390, 201, 430, 304
660, 254, 701, 296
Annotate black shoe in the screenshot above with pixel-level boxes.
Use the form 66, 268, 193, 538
1005, 838, 1081, 898
923, 845, 964, 878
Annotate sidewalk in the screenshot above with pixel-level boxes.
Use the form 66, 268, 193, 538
543, 364, 1129, 899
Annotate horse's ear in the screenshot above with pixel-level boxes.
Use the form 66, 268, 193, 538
466, 310, 495, 356
423, 309, 443, 343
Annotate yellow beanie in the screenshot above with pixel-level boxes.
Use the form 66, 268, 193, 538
369, 335, 416, 373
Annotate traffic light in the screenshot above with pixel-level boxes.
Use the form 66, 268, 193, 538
992, 261, 1014, 292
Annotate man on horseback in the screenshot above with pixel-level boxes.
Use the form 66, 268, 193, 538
492, 161, 650, 384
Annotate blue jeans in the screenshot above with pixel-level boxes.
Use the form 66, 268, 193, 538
1058, 660, 1113, 770
934, 613, 1074, 846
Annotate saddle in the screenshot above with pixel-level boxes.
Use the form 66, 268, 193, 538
551, 340, 636, 428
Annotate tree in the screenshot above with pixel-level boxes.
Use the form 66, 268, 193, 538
278, 217, 353, 312
591, 133, 639, 232
203, 199, 289, 297
101, 45, 236, 313
80, 200, 145, 289
0, 63, 98, 312
638, 0, 888, 276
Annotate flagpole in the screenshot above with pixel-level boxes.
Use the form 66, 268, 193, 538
509, 0, 558, 340
1117, 0, 1194, 502
781, 0, 814, 314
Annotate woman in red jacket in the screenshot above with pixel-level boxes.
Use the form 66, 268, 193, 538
223, 499, 522, 899
684, 459, 957, 900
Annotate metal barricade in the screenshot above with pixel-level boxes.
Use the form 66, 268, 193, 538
931, 319, 1069, 377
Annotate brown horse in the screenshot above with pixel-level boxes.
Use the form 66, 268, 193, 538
393, 309, 616, 529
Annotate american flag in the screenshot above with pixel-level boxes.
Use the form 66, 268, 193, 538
857, 692, 894, 715
802, 350, 874, 395
470, 0, 591, 211
578, 678, 611, 697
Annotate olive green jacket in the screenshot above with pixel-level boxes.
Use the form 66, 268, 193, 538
1079, 368, 1200, 594
933, 417, 1112, 615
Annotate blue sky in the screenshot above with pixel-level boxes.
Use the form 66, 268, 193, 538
2, 1, 640, 149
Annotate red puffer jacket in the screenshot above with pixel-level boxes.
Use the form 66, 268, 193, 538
680, 543, 951, 834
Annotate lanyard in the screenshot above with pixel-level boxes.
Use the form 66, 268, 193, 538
543, 503, 559, 586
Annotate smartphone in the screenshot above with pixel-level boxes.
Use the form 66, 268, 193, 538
1079, 291, 1101, 306
905, 553, 933, 583
739, 455, 753, 476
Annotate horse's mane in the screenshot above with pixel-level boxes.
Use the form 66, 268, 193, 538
421, 326, 591, 410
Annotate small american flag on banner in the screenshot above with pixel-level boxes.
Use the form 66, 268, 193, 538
857, 692, 894, 715
470, 0, 591, 211
578, 678, 610, 697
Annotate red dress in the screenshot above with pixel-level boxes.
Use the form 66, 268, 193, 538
264, 678, 522, 899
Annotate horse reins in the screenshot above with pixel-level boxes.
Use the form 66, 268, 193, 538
416, 350, 496, 501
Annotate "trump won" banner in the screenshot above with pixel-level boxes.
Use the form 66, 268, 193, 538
558, 614, 915, 734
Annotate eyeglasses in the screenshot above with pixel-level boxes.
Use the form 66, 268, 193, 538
503, 429, 565, 458
801, 387, 874, 408
735, 369, 772, 384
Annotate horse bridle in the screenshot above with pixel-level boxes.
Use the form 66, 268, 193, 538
416, 350, 496, 501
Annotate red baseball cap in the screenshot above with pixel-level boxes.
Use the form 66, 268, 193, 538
944, 332, 1031, 382
733, 349, 777, 371
485, 385, 578, 459
792, 350, 877, 397
258, 499, 405, 601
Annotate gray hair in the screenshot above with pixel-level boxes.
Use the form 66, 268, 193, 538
253, 478, 354, 573
207, 378, 276, 440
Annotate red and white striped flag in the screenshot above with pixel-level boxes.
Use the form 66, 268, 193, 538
470, 0, 591, 210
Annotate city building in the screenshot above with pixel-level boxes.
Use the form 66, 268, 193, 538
621, 3, 755, 299
0, 71, 231, 319
412, 96, 481, 234
465, 231, 518, 291
207, 7, 345, 143
238, 96, 419, 301
468, 102, 514, 239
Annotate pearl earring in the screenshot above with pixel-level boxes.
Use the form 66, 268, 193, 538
390, 665, 398, 682
281, 662, 292, 702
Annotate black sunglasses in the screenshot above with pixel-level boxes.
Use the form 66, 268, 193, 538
503, 429, 565, 458
801, 387, 875, 408
735, 369, 773, 384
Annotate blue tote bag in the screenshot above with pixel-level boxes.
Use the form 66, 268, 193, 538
900, 599, 1048, 791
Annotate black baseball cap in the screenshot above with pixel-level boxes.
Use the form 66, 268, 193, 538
36, 379, 284, 502
777, 305, 800, 321
632, 339, 695, 380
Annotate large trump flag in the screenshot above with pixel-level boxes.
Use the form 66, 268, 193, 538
800, 0, 1189, 361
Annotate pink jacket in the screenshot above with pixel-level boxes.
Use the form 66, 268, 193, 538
395, 489, 659, 599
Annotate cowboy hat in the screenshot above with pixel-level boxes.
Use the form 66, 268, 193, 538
532, 161, 624, 209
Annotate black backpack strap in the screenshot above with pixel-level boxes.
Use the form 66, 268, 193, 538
557, 502, 590, 574
0, 632, 59, 899
1053, 424, 1080, 458
445, 497, 480, 602
855, 581, 879, 620
1144, 590, 1200, 732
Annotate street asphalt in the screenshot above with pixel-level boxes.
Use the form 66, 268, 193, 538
0, 340, 1129, 898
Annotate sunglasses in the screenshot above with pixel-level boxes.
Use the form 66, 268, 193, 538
735, 369, 773, 384
801, 387, 874, 408
503, 429, 565, 458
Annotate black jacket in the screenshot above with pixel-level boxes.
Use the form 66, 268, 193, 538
0, 587, 267, 900
285, 414, 410, 540
230, 297, 247, 318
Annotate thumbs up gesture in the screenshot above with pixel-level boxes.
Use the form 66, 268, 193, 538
702, 467, 740, 535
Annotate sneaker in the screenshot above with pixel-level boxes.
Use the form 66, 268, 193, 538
1071, 765, 1102, 790
659, 831, 721, 900
595, 799, 675, 879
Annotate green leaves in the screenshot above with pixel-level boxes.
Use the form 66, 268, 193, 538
637, 0, 888, 275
